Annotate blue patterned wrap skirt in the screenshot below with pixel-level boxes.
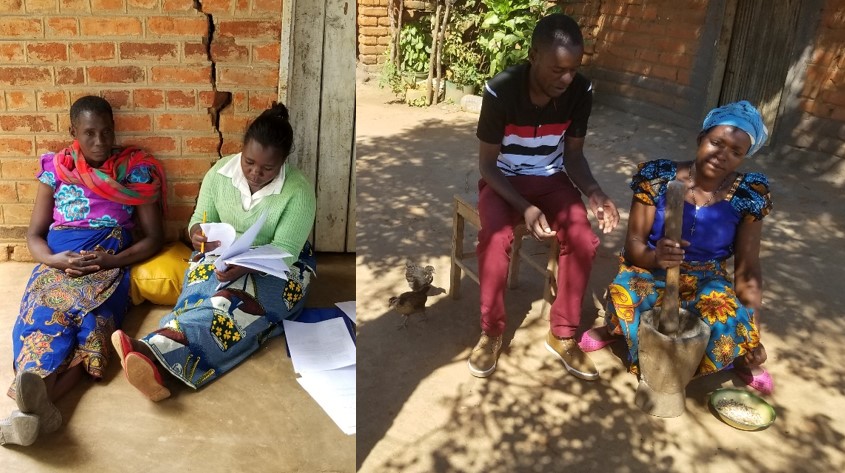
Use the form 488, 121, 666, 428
10, 226, 131, 397
605, 257, 760, 377
141, 243, 316, 389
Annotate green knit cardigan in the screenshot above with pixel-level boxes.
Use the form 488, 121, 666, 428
188, 154, 316, 266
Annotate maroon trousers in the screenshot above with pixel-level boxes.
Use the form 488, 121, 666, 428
476, 173, 599, 338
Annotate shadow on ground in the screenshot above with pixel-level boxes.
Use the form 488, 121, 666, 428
356, 81, 845, 472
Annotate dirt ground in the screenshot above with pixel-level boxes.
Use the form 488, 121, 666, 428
355, 73, 845, 472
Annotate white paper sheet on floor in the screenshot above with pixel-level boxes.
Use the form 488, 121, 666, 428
283, 315, 356, 435
296, 365, 356, 435
283, 318, 355, 373
334, 301, 356, 324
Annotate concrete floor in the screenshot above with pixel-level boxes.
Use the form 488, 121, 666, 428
0, 253, 355, 473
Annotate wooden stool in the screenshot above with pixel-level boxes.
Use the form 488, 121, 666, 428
449, 194, 559, 315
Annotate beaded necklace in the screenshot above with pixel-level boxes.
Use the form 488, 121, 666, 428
688, 163, 729, 235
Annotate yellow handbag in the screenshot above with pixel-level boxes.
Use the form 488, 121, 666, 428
129, 242, 192, 305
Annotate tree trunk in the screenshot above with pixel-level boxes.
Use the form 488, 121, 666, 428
395, 0, 404, 68
388, 0, 397, 65
426, 1, 442, 105
433, 0, 451, 105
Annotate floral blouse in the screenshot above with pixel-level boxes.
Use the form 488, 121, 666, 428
630, 159, 772, 262
38, 152, 155, 229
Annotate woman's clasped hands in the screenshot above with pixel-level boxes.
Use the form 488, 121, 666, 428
51, 249, 117, 277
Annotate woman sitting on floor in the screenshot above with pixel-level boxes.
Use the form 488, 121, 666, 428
111, 103, 317, 401
0, 96, 165, 446
579, 101, 774, 395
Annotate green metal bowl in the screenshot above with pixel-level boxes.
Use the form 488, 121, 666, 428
710, 388, 776, 431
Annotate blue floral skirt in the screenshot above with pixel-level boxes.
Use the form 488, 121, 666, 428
605, 257, 760, 377
141, 243, 316, 389
10, 226, 130, 397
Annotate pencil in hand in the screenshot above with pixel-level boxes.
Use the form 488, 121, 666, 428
200, 211, 207, 254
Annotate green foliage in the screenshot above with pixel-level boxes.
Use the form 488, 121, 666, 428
389, 0, 560, 98
443, 3, 485, 88
476, 0, 559, 78
450, 60, 481, 88
399, 19, 432, 74
406, 95, 429, 107
378, 50, 405, 95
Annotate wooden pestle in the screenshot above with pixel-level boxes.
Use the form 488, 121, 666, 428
659, 180, 686, 337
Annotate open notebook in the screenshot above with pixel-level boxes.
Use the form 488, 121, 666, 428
200, 211, 291, 280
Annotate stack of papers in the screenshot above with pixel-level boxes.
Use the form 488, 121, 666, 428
201, 211, 291, 280
282, 302, 357, 435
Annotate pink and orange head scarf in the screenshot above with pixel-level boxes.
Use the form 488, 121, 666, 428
53, 140, 167, 213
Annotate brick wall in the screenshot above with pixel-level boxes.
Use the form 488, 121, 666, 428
0, 0, 284, 261
358, 0, 389, 71
789, 0, 845, 158
565, 0, 845, 158
356, 0, 708, 120
561, 0, 709, 127
357, 0, 845, 159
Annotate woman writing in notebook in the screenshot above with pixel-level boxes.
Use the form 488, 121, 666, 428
111, 103, 317, 400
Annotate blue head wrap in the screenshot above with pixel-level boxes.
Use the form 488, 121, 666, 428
702, 100, 768, 156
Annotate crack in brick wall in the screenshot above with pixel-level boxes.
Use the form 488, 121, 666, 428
0, 0, 287, 259
194, 0, 233, 160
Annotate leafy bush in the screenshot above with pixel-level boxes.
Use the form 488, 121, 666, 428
443, 3, 485, 89
399, 19, 432, 74
378, 50, 405, 95
477, 0, 559, 78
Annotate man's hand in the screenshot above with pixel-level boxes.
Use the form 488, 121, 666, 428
587, 190, 620, 234
215, 264, 252, 283
523, 205, 556, 240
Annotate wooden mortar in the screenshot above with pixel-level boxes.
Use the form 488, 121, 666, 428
634, 180, 711, 418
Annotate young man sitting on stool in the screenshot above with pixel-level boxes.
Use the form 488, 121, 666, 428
468, 13, 620, 380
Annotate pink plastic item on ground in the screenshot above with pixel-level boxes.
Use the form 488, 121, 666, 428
736, 367, 774, 395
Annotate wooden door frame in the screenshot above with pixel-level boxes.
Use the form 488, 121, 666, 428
279, 0, 357, 252
771, 0, 824, 150
702, 0, 738, 115
699, 0, 824, 149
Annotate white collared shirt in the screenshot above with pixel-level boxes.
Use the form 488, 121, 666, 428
217, 153, 286, 211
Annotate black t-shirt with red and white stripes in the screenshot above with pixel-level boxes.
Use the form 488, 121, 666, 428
476, 63, 592, 176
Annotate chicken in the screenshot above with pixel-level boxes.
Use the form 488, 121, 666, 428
389, 262, 435, 329
389, 291, 429, 329
404, 261, 434, 292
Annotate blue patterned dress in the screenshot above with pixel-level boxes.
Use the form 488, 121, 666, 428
139, 244, 316, 389
605, 159, 772, 377
9, 153, 156, 397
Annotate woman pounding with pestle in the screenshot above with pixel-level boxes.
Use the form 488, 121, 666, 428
579, 101, 773, 395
